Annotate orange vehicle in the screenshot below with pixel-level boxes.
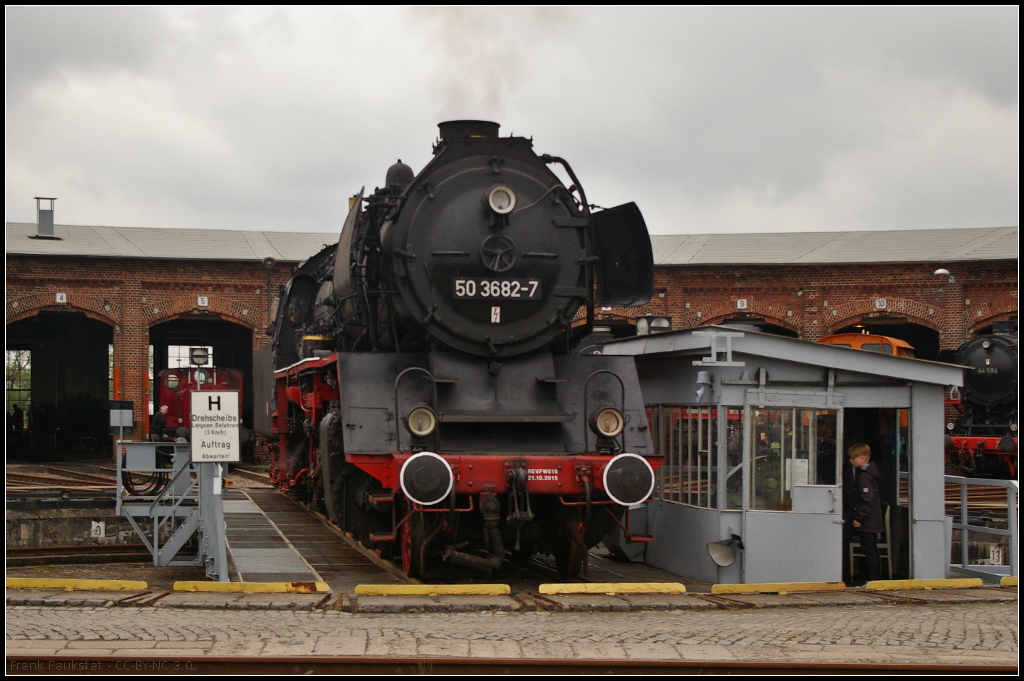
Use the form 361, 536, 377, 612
817, 332, 915, 358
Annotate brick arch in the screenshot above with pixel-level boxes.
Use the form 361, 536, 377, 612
142, 295, 258, 330
676, 299, 801, 334
966, 297, 1018, 334
824, 297, 941, 334
5, 293, 121, 327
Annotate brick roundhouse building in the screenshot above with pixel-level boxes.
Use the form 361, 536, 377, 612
5, 221, 1017, 460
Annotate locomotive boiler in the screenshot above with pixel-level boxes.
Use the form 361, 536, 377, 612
261, 121, 660, 577
945, 321, 1018, 478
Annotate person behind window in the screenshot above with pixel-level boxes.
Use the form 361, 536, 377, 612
816, 418, 837, 485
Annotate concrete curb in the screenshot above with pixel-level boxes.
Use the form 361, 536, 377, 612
540, 582, 686, 595
6, 578, 148, 591
864, 578, 983, 591
353, 584, 510, 596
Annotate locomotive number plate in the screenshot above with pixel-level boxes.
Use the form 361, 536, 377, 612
453, 278, 541, 299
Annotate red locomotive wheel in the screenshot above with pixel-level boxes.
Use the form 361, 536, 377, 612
400, 504, 426, 578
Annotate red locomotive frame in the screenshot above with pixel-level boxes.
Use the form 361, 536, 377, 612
268, 353, 659, 499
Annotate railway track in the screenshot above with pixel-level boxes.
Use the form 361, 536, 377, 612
6, 655, 1015, 675
6, 545, 152, 567
7, 464, 1014, 585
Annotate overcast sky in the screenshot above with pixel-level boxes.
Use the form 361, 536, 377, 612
5, 6, 1019, 235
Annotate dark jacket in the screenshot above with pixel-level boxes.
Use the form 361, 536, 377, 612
150, 410, 168, 437
852, 461, 884, 534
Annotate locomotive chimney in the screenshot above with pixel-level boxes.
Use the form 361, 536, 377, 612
30, 197, 61, 240
438, 120, 500, 139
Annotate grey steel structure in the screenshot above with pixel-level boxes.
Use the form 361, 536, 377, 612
117, 441, 229, 581
604, 326, 965, 583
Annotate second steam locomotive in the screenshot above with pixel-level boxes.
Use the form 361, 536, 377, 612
260, 121, 660, 577
945, 321, 1018, 478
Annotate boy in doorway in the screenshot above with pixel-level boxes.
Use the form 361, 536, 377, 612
847, 443, 884, 583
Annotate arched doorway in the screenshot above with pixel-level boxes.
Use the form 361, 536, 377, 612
148, 316, 255, 431
972, 316, 1018, 337
834, 320, 940, 361
720, 317, 800, 338
6, 311, 114, 459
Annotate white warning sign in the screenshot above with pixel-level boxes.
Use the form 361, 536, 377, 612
190, 391, 240, 462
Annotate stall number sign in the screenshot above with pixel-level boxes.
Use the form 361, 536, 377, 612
190, 391, 240, 462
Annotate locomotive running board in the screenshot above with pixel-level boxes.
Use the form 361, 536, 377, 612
440, 411, 576, 423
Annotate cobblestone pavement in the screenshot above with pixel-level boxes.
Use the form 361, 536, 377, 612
5, 602, 1016, 665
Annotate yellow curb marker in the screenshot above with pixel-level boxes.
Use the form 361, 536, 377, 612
1000, 576, 1017, 588
865, 578, 983, 591
173, 581, 329, 593
354, 584, 510, 596
711, 582, 845, 595
539, 582, 686, 595
6, 578, 148, 592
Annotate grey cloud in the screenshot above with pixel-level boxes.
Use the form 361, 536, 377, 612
3, 7, 1017, 236
5, 6, 172, 100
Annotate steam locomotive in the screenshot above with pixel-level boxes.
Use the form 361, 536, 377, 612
944, 321, 1018, 478
260, 121, 660, 577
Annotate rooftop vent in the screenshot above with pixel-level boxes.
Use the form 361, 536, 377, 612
30, 197, 61, 240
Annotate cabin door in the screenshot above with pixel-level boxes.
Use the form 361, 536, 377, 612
742, 391, 844, 583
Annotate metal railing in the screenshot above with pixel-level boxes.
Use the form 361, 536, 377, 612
946, 475, 1017, 581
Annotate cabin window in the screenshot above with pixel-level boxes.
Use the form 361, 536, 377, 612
649, 405, 737, 510
750, 408, 838, 511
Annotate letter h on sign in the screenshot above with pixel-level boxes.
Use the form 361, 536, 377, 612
208, 396, 221, 410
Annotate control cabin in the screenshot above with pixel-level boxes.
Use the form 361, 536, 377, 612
603, 326, 964, 584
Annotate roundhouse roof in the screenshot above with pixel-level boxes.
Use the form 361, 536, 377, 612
5, 222, 337, 263
651, 226, 1017, 265
5, 222, 1018, 265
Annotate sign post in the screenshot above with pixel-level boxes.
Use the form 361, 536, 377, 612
109, 400, 134, 463
190, 390, 238, 581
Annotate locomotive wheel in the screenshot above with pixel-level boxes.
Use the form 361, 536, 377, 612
400, 505, 426, 578
555, 517, 585, 579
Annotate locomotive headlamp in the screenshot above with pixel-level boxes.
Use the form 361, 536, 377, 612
399, 451, 453, 506
636, 315, 671, 336
487, 186, 517, 215
590, 407, 625, 438
405, 406, 438, 438
165, 374, 180, 390
602, 453, 656, 506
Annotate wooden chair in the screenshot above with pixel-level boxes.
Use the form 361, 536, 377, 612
849, 504, 893, 580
